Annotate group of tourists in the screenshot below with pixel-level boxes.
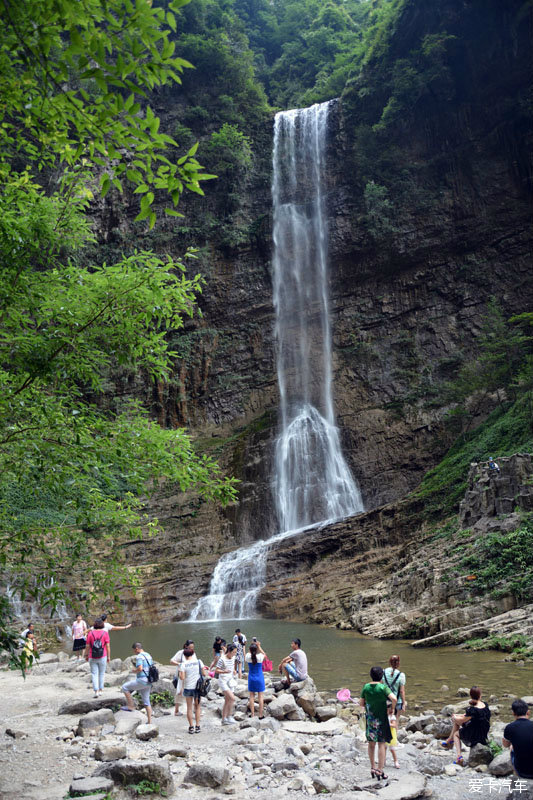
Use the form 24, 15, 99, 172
22, 617, 532, 782
355, 655, 533, 783
171, 631, 308, 735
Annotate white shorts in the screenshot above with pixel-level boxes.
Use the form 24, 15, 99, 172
219, 676, 236, 694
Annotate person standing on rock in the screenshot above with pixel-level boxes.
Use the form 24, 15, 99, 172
246, 641, 267, 718
98, 613, 132, 632
210, 636, 225, 671
121, 642, 154, 724
441, 686, 491, 765
359, 665, 397, 780
502, 699, 533, 780
178, 644, 209, 734
216, 642, 238, 725
382, 655, 406, 713
85, 618, 110, 698
279, 638, 308, 685
233, 629, 247, 678
21, 631, 37, 673
71, 613, 88, 660
170, 639, 194, 716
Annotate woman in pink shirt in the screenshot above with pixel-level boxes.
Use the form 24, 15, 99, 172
84, 618, 110, 697
71, 614, 88, 660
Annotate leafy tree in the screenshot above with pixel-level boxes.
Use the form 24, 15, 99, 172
0, 0, 238, 664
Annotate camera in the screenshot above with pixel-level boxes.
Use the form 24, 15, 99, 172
252, 637, 257, 642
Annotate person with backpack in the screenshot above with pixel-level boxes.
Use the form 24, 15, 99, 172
121, 642, 156, 724
84, 618, 110, 697
382, 655, 406, 769
178, 644, 209, 734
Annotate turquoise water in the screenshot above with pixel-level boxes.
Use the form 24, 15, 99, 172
107, 618, 532, 710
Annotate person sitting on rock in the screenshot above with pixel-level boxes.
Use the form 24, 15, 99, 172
488, 456, 501, 475
503, 699, 533, 780
121, 642, 154, 724
441, 686, 491, 766
278, 638, 308, 686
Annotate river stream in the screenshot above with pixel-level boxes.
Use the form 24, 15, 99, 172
108, 619, 531, 715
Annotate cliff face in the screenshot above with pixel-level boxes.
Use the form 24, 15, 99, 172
108, 0, 532, 627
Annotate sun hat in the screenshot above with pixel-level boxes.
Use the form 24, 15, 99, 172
336, 688, 351, 702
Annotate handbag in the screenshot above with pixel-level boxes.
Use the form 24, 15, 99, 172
261, 657, 273, 672
195, 660, 211, 698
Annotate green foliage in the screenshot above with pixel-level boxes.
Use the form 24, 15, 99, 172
149, 689, 175, 708
130, 780, 166, 797
205, 124, 253, 183
463, 634, 533, 661
363, 180, 397, 239
416, 394, 533, 515
0, 0, 239, 667
459, 516, 533, 602
488, 740, 503, 758
0, 0, 215, 227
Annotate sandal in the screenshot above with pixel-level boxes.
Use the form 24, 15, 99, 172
453, 756, 464, 766
440, 740, 453, 749
188, 726, 195, 734
120, 706, 133, 712
393, 761, 400, 769
195, 725, 201, 733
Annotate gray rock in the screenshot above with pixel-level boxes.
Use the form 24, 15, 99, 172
259, 717, 281, 732
184, 764, 231, 788
268, 693, 299, 720
93, 742, 127, 761
58, 694, 125, 715
522, 696, 533, 706
158, 746, 188, 758
311, 774, 338, 793
315, 706, 337, 722
376, 772, 427, 799
488, 750, 513, 776
415, 754, 445, 776
69, 776, 114, 796
271, 761, 300, 772
300, 743, 313, 755
286, 707, 306, 721
5, 728, 27, 739
36, 652, 59, 664
94, 759, 173, 792
456, 687, 470, 697
77, 708, 115, 736
468, 743, 493, 767
107, 658, 124, 672
113, 709, 144, 735
135, 723, 159, 740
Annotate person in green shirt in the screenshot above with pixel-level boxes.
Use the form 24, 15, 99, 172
359, 666, 397, 780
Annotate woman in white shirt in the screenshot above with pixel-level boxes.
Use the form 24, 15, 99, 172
216, 643, 237, 725
178, 644, 209, 734
170, 639, 194, 717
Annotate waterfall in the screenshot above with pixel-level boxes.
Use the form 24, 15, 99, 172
189, 102, 363, 622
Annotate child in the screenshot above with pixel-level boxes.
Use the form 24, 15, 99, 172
22, 632, 36, 673
387, 708, 400, 769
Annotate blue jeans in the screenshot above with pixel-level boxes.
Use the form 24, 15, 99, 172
285, 663, 299, 681
89, 657, 107, 691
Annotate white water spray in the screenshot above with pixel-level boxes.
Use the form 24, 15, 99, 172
189, 102, 363, 622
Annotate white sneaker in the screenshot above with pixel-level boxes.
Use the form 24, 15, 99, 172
226, 716, 237, 724
221, 719, 230, 726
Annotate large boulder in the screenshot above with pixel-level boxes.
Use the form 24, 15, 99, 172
94, 759, 173, 792
58, 694, 124, 715
113, 709, 145, 735
415, 754, 445, 776
93, 742, 127, 761
290, 677, 320, 718
468, 743, 493, 767
315, 706, 337, 722
183, 764, 230, 788
135, 723, 159, 741
406, 714, 437, 733
69, 776, 114, 796
311, 775, 339, 793
76, 708, 115, 737
376, 772, 427, 800
488, 750, 513, 776
268, 693, 299, 720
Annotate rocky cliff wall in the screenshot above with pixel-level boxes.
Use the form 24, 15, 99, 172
100, 0, 532, 626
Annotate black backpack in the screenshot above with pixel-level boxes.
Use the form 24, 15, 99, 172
195, 660, 211, 698
91, 633, 105, 659
142, 654, 159, 684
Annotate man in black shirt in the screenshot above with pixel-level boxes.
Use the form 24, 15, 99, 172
503, 699, 533, 779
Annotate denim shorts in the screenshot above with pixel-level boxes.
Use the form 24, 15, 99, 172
183, 688, 199, 698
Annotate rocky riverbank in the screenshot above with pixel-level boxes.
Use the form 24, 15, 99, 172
1, 651, 532, 800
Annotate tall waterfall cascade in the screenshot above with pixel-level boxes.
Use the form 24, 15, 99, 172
189, 102, 363, 621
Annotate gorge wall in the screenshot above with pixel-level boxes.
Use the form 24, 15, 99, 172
104, 0, 532, 630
